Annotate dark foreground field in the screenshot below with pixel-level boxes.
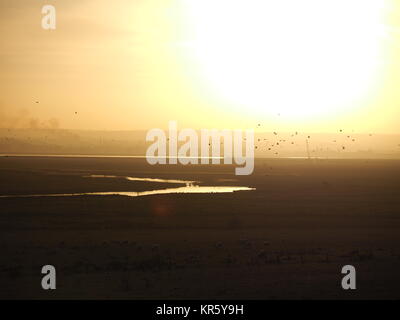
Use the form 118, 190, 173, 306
0, 156, 400, 299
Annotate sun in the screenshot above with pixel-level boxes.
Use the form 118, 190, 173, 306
183, 0, 387, 121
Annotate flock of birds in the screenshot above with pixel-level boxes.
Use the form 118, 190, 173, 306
253, 123, 376, 156
29, 101, 400, 153
35, 100, 78, 115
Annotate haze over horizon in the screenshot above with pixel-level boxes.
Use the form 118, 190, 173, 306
1, 127, 399, 159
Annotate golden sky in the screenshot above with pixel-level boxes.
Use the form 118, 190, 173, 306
1, 0, 400, 133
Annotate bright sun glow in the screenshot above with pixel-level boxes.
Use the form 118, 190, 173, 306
184, 0, 387, 121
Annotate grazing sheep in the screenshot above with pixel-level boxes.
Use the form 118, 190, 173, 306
239, 238, 251, 248
214, 242, 223, 249
224, 255, 235, 265
257, 250, 267, 259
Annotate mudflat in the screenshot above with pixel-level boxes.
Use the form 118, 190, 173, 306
0, 156, 399, 299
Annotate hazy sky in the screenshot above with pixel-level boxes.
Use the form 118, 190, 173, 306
1, 0, 400, 133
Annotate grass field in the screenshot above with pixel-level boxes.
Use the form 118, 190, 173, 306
0, 156, 399, 299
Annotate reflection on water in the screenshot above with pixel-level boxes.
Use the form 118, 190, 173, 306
0, 174, 255, 198
0, 186, 254, 198
0, 154, 223, 159
86, 175, 197, 186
